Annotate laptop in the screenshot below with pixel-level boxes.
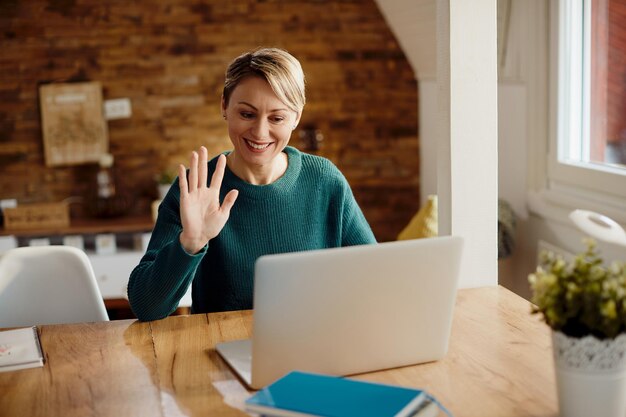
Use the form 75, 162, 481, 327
216, 235, 464, 389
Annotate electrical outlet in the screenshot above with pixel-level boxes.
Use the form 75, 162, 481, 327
104, 98, 132, 120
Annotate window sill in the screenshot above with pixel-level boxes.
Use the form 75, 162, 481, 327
527, 186, 626, 227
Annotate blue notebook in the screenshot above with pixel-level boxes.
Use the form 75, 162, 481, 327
244, 371, 426, 417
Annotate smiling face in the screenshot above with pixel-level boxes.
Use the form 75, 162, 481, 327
222, 76, 301, 174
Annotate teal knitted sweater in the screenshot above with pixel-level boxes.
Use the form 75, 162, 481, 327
128, 147, 376, 321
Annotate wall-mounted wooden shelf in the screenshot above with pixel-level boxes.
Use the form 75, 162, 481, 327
0, 215, 154, 237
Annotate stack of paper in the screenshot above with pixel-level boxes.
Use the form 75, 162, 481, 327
245, 371, 439, 417
0, 326, 45, 373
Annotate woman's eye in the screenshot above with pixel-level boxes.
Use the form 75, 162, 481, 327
240, 112, 254, 119
271, 116, 285, 123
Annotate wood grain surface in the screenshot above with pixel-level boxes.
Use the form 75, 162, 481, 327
0, 287, 557, 417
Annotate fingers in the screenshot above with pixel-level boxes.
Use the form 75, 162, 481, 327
182, 149, 222, 196
221, 189, 239, 215
198, 146, 208, 189
178, 164, 188, 197
210, 154, 227, 190
188, 151, 198, 193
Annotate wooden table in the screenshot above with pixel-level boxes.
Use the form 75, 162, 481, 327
0, 286, 557, 416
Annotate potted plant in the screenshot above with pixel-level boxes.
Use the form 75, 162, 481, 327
529, 238, 626, 417
156, 169, 176, 200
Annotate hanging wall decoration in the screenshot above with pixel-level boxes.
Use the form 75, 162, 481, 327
39, 81, 108, 166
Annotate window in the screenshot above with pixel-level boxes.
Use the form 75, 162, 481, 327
589, 0, 626, 168
549, 0, 626, 201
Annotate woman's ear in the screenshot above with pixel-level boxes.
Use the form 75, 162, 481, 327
293, 111, 302, 129
221, 95, 227, 118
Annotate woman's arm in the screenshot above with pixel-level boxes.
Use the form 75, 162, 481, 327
127, 189, 206, 321
128, 147, 238, 321
339, 178, 377, 246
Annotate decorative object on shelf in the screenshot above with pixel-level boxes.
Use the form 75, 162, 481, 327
151, 200, 160, 223
96, 153, 115, 199
0, 199, 17, 228
95, 233, 117, 255
62, 235, 85, 251
133, 233, 151, 252
529, 210, 626, 417
39, 81, 108, 167
85, 153, 130, 218
155, 169, 176, 200
3, 202, 70, 231
28, 238, 51, 247
152, 168, 175, 222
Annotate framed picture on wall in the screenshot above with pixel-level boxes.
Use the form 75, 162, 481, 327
39, 81, 109, 167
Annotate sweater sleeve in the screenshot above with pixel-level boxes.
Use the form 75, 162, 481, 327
339, 179, 377, 246
127, 179, 206, 321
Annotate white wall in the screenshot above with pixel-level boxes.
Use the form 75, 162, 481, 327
430, 0, 554, 297
419, 81, 438, 204
378, 0, 499, 288
375, 0, 437, 79
377, 0, 626, 299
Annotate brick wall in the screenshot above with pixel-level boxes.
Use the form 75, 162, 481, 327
0, 0, 419, 242
608, 0, 626, 144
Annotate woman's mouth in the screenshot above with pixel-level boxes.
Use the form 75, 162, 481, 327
245, 139, 272, 151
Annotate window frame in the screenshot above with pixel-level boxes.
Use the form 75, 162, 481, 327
547, 0, 626, 203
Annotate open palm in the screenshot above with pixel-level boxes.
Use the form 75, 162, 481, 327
178, 147, 238, 254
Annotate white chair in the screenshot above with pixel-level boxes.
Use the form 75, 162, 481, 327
0, 246, 109, 327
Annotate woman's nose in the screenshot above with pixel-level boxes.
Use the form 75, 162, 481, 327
250, 118, 270, 140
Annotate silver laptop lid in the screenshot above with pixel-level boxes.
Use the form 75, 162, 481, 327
249, 236, 464, 388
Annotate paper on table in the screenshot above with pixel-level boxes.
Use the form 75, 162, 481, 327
0, 326, 44, 373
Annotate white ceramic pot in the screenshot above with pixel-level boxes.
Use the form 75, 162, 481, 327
552, 331, 626, 417
158, 184, 170, 200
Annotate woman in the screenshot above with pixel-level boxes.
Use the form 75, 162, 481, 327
128, 48, 376, 321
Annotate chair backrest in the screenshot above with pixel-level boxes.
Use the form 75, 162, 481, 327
0, 246, 109, 327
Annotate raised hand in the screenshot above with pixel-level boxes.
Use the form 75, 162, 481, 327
178, 147, 238, 254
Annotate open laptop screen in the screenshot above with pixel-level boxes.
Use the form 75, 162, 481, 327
217, 236, 464, 389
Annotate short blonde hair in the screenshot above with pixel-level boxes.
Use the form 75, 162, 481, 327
223, 48, 306, 113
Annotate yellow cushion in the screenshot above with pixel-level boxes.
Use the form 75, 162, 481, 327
397, 195, 438, 240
